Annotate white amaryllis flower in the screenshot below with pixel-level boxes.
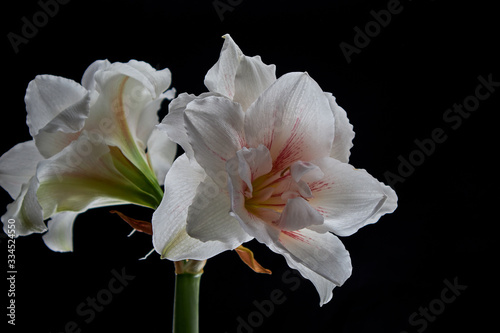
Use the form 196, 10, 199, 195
0, 60, 176, 252
153, 35, 397, 305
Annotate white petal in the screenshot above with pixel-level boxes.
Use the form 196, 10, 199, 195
159, 93, 198, 158
204, 34, 276, 110
204, 34, 240, 98
146, 127, 177, 186
134, 91, 174, 153
272, 245, 338, 306
42, 211, 78, 252
163, 87, 177, 100
231, 145, 273, 193
271, 229, 352, 301
35, 133, 159, 218
244, 72, 335, 171
35, 93, 91, 135
25, 73, 92, 158
276, 197, 324, 231
0, 140, 44, 199
229, 209, 280, 246
34, 130, 81, 159
308, 157, 398, 236
152, 154, 235, 260
126, 60, 172, 98
1, 175, 45, 236
186, 176, 251, 245
81, 59, 111, 91
83, 73, 153, 174
161, 93, 196, 131
33, 91, 91, 158
290, 160, 324, 183
85, 61, 172, 171
233, 54, 277, 111
326, 93, 355, 163
25, 75, 89, 138
94, 60, 172, 99
367, 183, 398, 224
158, 92, 222, 160
184, 96, 245, 186
134, 97, 163, 151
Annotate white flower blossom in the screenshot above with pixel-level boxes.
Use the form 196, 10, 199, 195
153, 35, 397, 305
0, 60, 176, 252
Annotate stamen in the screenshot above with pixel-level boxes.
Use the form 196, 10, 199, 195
280, 167, 290, 177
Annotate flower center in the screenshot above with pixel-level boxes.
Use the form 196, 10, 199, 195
229, 145, 324, 228
244, 167, 311, 224
246, 170, 288, 206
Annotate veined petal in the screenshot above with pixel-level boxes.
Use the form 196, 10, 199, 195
146, 127, 177, 186
270, 243, 339, 306
134, 89, 175, 154
276, 197, 324, 231
86, 74, 151, 149
271, 229, 352, 303
34, 130, 81, 159
308, 157, 398, 236
33, 86, 91, 158
36, 133, 160, 219
245, 72, 335, 171
94, 60, 172, 99
35, 92, 91, 135
135, 97, 163, 151
204, 34, 276, 110
158, 92, 219, 159
81, 59, 111, 91
233, 54, 277, 112
186, 175, 251, 245
0, 140, 44, 199
232, 145, 273, 193
86, 61, 172, 175
184, 96, 245, 186
290, 160, 324, 183
1, 175, 45, 236
124, 60, 172, 98
25, 72, 91, 159
153, 154, 235, 260
326, 93, 355, 163
25, 75, 89, 138
84, 73, 159, 186
42, 211, 79, 252
204, 34, 240, 98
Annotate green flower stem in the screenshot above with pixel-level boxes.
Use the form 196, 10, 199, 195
173, 260, 206, 333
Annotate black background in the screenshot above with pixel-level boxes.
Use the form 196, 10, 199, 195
2, 0, 498, 332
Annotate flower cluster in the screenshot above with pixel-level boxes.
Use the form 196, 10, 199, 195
0, 35, 397, 305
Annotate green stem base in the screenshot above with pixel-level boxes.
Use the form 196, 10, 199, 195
173, 272, 202, 333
